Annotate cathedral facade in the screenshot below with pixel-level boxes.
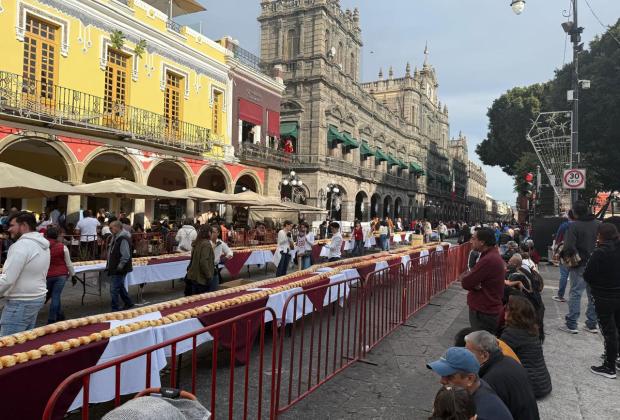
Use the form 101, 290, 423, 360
240, 0, 470, 222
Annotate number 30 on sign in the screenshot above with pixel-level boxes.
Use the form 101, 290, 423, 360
563, 169, 586, 190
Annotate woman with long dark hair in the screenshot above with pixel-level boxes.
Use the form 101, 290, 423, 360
185, 224, 215, 295
429, 386, 477, 420
501, 295, 552, 399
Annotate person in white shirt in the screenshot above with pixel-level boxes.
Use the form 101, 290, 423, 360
176, 219, 198, 252
295, 222, 315, 269
76, 210, 100, 259
274, 221, 294, 277
210, 224, 233, 287
438, 221, 448, 241
328, 222, 343, 261
0, 212, 50, 335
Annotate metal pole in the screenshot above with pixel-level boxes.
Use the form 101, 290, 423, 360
571, 0, 580, 205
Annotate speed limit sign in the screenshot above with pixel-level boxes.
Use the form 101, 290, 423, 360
563, 169, 586, 189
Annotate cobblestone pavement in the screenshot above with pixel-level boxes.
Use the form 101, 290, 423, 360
283, 264, 620, 420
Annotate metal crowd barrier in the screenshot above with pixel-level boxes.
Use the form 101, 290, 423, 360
44, 243, 472, 419
43, 307, 278, 420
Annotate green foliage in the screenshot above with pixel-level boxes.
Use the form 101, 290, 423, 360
110, 30, 125, 50
476, 84, 548, 176
134, 39, 147, 58
477, 18, 620, 192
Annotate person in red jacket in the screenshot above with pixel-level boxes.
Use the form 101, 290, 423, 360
459, 227, 506, 334
45, 226, 75, 324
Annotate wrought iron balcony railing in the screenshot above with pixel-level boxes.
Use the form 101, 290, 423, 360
0, 71, 222, 155
228, 43, 264, 73
238, 142, 416, 189
166, 19, 182, 34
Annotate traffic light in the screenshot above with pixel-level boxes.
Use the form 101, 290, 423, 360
519, 173, 534, 197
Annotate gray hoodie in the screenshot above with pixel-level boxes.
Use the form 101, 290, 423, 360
0, 231, 50, 299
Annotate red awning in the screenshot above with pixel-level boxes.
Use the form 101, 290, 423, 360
267, 110, 280, 137
238, 99, 263, 126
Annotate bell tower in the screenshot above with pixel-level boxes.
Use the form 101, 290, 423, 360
258, 0, 362, 83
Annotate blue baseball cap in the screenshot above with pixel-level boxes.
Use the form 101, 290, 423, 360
427, 347, 480, 376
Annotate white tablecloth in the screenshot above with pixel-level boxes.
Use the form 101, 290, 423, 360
69, 327, 167, 410
74, 263, 106, 274
125, 260, 189, 287
364, 236, 376, 248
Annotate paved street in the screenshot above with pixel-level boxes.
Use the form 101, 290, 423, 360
283, 264, 620, 420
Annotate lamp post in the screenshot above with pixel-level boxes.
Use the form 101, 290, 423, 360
326, 183, 340, 221
281, 170, 302, 202
511, 0, 582, 205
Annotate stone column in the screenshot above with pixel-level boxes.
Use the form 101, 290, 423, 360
186, 199, 195, 220
134, 198, 145, 226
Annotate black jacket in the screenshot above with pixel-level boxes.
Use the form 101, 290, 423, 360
500, 327, 552, 399
584, 239, 620, 298
479, 350, 540, 420
563, 214, 599, 266
106, 231, 133, 275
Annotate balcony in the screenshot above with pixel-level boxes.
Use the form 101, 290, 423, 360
227, 43, 264, 73
0, 71, 222, 155
238, 142, 416, 190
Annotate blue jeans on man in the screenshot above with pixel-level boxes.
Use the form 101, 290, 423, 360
276, 251, 291, 277
46, 275, 67, 324
300, 255, 312, 270
110, 274, 134, 311
565, 266, 597, 330
380, 234, 388, 251
353, 239, 364, 257
0, 296, 45, 336
557, 263, 569, 299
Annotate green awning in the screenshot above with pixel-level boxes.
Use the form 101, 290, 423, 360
280, 122, 298, 138
386, 155, 399, 167
409, 162, 424, 174
327, 125, 345, 145
360, 142, 374, 157
374, 149, 388, 162
342, 132, 359, 149
396, 159, 408, 169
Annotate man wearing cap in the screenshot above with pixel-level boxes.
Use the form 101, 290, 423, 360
427, 347, 513, 420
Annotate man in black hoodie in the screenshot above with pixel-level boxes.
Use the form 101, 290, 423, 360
465, 330, 540, 420
584, 223, 620, 378
560, 200, 599, 334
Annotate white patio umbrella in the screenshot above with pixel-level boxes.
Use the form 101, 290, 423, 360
73, 178, 179, 199
0, 162, 81, 198
169, 187, 233, 202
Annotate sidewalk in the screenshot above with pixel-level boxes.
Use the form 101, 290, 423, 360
283, 264, 620, 420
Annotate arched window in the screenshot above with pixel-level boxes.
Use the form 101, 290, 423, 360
286, 29, 299, 60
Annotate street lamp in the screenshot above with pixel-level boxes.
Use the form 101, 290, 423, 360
511, 0, 582, 205
326, 183, 340, 220
281, 170, 302, 201
510, 0, 525, 15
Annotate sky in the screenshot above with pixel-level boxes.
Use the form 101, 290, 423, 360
180, 0, 620, 203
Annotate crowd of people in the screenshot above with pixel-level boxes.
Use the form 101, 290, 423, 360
427, 199, 620, 419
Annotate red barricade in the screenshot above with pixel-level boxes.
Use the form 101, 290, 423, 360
275, 277, 363, 415
44, 243, 473, 419
43, 307, 278, 420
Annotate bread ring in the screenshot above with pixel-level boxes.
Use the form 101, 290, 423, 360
0, 355, 17, 367
39, 344, 56, 356
13, 352, 29, 364
26, 349, 42, 360
67, 338, 81, 348
0, 336, 16, 347
79, 336, 91, 345
89, 333, 103, 342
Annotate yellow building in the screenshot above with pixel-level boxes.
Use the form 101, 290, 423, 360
0, 0, 266, 224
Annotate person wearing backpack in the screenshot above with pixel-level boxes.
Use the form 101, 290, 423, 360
176, 218, 197, 253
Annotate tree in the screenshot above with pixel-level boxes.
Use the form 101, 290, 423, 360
476, 84, 549, 176
478, 18, 620, 193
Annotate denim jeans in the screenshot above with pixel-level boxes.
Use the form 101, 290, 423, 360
46, 275, 66, 324
557, 263, 569, 298
565, 266, 597, 329
379, 234, 388, 251
276, 252, 291, 277
0, 296, 45, 336
353, 240, 364, 257
110, 274, 133, 311
300, 255, 312, 270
